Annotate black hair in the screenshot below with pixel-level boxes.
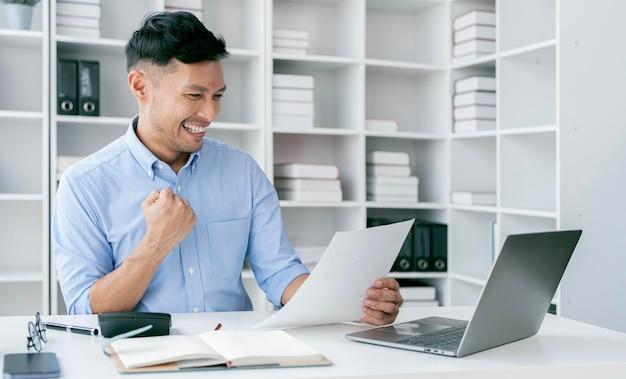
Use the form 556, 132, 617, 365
125, 11, 229, 71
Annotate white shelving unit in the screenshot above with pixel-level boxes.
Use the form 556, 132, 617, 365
2, 0, 624, 332
448, 0, 561, 305
0, 2, 49, 316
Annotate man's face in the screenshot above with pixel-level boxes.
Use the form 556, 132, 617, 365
140, 60, 226, 160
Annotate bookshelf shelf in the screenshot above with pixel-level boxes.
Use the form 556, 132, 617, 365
0, 0, 49, 316
0, 268, 43, 283
0, 194, 44, 201
0, 110, 43, 120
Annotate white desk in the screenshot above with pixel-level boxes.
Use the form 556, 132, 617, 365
1, 307, 625, 378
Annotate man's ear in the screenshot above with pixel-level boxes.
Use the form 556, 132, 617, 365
128, 69, 147, 100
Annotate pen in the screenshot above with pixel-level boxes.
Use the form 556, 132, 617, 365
44, 322, 99, 336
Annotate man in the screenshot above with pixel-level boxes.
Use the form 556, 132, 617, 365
52, 11, 402, 326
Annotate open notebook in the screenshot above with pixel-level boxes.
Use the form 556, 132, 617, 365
105, 329, 331, 373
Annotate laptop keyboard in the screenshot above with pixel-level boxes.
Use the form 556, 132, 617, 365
398, 325, 466, 350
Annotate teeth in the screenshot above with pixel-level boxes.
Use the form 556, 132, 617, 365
183, 123, 208, 133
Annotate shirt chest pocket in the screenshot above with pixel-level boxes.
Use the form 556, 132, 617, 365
206, 218, 251, 280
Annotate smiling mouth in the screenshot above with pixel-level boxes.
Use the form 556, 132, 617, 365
182, 123, 209, 133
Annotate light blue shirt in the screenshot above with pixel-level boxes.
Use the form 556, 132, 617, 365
52, 118, 308, 314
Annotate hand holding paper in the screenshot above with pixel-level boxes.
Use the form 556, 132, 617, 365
255, 219, 414, 329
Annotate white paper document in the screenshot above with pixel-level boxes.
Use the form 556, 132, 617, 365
255, 219, 414, 329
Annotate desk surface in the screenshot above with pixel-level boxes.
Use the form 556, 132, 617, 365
1, 307, 625, 379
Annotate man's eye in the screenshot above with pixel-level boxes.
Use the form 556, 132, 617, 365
213, 93, 224, 100
188, 94, 202, 99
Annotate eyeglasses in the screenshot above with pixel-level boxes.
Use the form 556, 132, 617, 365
26, 312, 48, 352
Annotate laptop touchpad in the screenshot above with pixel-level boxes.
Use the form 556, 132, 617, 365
370, 320, 452, 341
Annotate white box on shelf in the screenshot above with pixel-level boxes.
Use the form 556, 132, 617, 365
56, 15, 100, 28
365, 119, 399, 132
367, 175, 418, 186
273, 74, 314, 89
273, 29, 309, 40
273, 47, 308, 55
366, 151, 410, 166
453, 119, 496, 133
274, 163, 339, 179
453, 39, 496, 57
402, 300, 440, 308
277, 189, 342, 202
273, 114, 314, 129
451, 191, 497, 205
274, 178, 341, 191
454, 76, 496, 94
366, 164, 411, 177
453, 91, 496, 107
56, 2, 101, 18
273, 101, 314, 116
273, 88, 314, 102
273, 38, 309, 49
453, 105, 496, 120
399, 286, 437, 301
453, 9, 496, 31
453, 25, 496, 44
56, 25, 100, 38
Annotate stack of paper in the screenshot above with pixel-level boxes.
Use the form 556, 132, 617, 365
453, 75, 496, 133
366, 151, 418, 203
452, 10, 496, 60
272, 74, 315, 129
56, 0, 101, 38
274, 163, 342, 202
164, 0, 203, 21
399, 282, 439, 308
273, 29, 309, 55
451, 190, 497, 206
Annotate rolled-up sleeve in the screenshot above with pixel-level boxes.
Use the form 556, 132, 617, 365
52, 173, 112, 315
245, 163, 309, 308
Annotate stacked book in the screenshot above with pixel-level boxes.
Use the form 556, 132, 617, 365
273, 29, 309, 55
452, 9, 496, 60
453, 75, 496, 133
165, 0, 203, 21
451, 190, 496, 206
398, 280, 439, 308
366, 151, 418, 203
56, 0, 101, 39
272, 73, 315, 129
364, 118, 399, 133
274, 163, 342, 202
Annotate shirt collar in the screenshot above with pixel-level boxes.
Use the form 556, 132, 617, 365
124, 115, 201, 179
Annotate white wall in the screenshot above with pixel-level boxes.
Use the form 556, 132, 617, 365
559, 0, 626, 333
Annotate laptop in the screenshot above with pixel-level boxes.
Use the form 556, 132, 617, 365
345, 229, 582, 357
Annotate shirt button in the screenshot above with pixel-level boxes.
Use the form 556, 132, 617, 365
188, 267, 195, 275
193, 307, 199, 313
158, 163, 164, 169
177, 185, 182, 193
